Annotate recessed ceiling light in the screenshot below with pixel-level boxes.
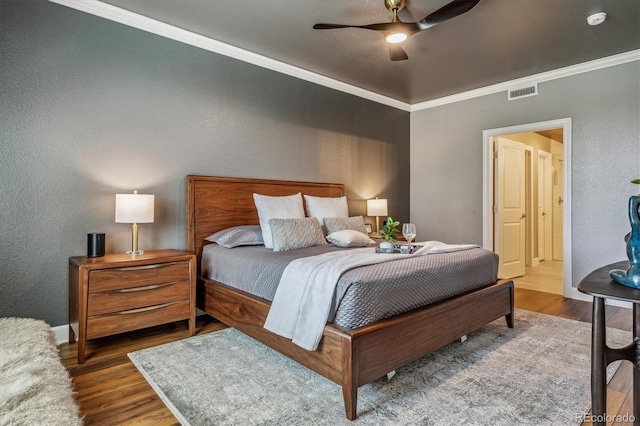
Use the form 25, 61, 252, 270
587, 12, 606, 26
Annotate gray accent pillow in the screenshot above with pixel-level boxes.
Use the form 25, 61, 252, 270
205, 225, 264, 248
323, 216, 368, 235
268, 218, 326, 252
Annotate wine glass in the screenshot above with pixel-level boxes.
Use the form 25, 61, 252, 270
402, 223, 416, 250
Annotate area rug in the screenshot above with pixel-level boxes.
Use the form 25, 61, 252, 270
0, 317, 82, 426
129, 310, 631, 426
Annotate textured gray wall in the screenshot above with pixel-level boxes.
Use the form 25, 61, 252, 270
0, 0, 409, 326
410, 61, 640, 287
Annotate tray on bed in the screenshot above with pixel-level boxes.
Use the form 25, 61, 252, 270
375, 244, 422, 254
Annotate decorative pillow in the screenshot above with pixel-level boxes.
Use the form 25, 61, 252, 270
303, 195, 349, 225
323, 216, 368, 235
326, 230, 375, 248
268, 218, 326, 252
205, 225, 263, 248
253, 193, 305, 249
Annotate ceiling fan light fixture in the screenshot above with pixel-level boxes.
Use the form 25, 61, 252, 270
313, 0, 480, 60
386, 32, 407, 43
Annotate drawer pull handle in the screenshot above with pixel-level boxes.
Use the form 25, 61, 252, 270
116, 302, 177, 315
115, 283, 176, 293
116, 262, 181, 272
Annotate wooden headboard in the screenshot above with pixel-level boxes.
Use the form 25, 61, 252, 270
186, 175, 344, 260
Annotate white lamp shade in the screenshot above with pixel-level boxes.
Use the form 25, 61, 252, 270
367, 198, 388, 216
115, 193, 154, 223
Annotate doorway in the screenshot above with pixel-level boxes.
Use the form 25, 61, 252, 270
483, 119, 571, 297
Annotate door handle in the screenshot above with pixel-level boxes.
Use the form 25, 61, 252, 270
520, 213, 527, 219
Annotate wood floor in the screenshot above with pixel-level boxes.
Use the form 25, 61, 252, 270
514, 259, 564, 295
58, 289, 635, 425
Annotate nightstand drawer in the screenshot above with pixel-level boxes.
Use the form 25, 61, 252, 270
87, 300, 190, 339
87, 281, 190, 316
89, 261, 189, 292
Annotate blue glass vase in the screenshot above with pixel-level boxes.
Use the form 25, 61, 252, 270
609, 195, 640, 288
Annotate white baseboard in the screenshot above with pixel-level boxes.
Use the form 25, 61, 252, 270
52, 324, 69, 346
567, 287, 633, 309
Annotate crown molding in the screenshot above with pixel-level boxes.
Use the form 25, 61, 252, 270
49, 1, 638, 113
48, 0, 412, 112
410, 49, 640, 111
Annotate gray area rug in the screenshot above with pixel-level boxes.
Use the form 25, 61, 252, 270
129, 310, 630, 426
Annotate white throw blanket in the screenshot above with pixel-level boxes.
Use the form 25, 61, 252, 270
263, 241, 479, 350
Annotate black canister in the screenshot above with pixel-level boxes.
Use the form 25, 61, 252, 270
87, 233, 105, 258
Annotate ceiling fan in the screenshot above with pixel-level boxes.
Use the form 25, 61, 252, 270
313, 0, 480, 61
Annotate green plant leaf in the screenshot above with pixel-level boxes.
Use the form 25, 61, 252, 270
631, 179, 640, 185
380, 216, 400, 241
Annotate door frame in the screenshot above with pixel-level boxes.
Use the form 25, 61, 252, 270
537, 149, 553, 263
483, 118, 572, 298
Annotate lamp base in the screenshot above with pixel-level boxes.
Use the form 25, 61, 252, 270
127, 223, 143, 255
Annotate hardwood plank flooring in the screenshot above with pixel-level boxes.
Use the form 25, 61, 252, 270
515, 259, 564, 295
59, 290, 634, 425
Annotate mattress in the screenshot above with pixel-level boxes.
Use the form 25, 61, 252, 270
202, 243, 499, 329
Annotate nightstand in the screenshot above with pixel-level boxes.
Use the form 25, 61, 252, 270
68, 250, 196, 363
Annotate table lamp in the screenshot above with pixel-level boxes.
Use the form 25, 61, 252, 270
367, 197, 388, 237
115, 190, 154, 255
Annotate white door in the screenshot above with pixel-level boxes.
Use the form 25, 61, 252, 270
495, 137, 526, 279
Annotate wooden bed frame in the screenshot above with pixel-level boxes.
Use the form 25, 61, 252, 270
186, 175, 514, 420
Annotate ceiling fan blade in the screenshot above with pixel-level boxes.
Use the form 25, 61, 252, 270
314, 22, 419, 33
313, 23, 361, 30
362, 21, 420, 32
418, 0, 480, 30
389, 44, 408, 61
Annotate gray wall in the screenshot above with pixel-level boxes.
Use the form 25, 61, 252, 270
410, 61, 640, 287
0, 0, 410, 326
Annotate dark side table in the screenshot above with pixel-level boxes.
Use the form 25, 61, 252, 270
578, 261, 640, 426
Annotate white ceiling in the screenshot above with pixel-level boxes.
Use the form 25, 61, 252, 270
55, 0, 639, 108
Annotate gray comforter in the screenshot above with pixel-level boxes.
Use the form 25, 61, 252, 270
202, 243, 498, 329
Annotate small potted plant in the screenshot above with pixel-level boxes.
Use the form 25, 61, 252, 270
379, 217, 400, 249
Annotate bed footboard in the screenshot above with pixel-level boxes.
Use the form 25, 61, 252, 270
337, 279, 514, 419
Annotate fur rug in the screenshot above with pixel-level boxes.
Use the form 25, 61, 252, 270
0, 317, 82, 426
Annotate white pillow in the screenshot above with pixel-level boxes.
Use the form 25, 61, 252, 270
323, 216, 369, 235
268, 218, 326, 252
253, 192, 305, 249
326, 229, 375, 248
304, 195, 349, 225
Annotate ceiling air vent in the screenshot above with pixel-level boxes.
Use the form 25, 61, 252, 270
508, 84, 538, 101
